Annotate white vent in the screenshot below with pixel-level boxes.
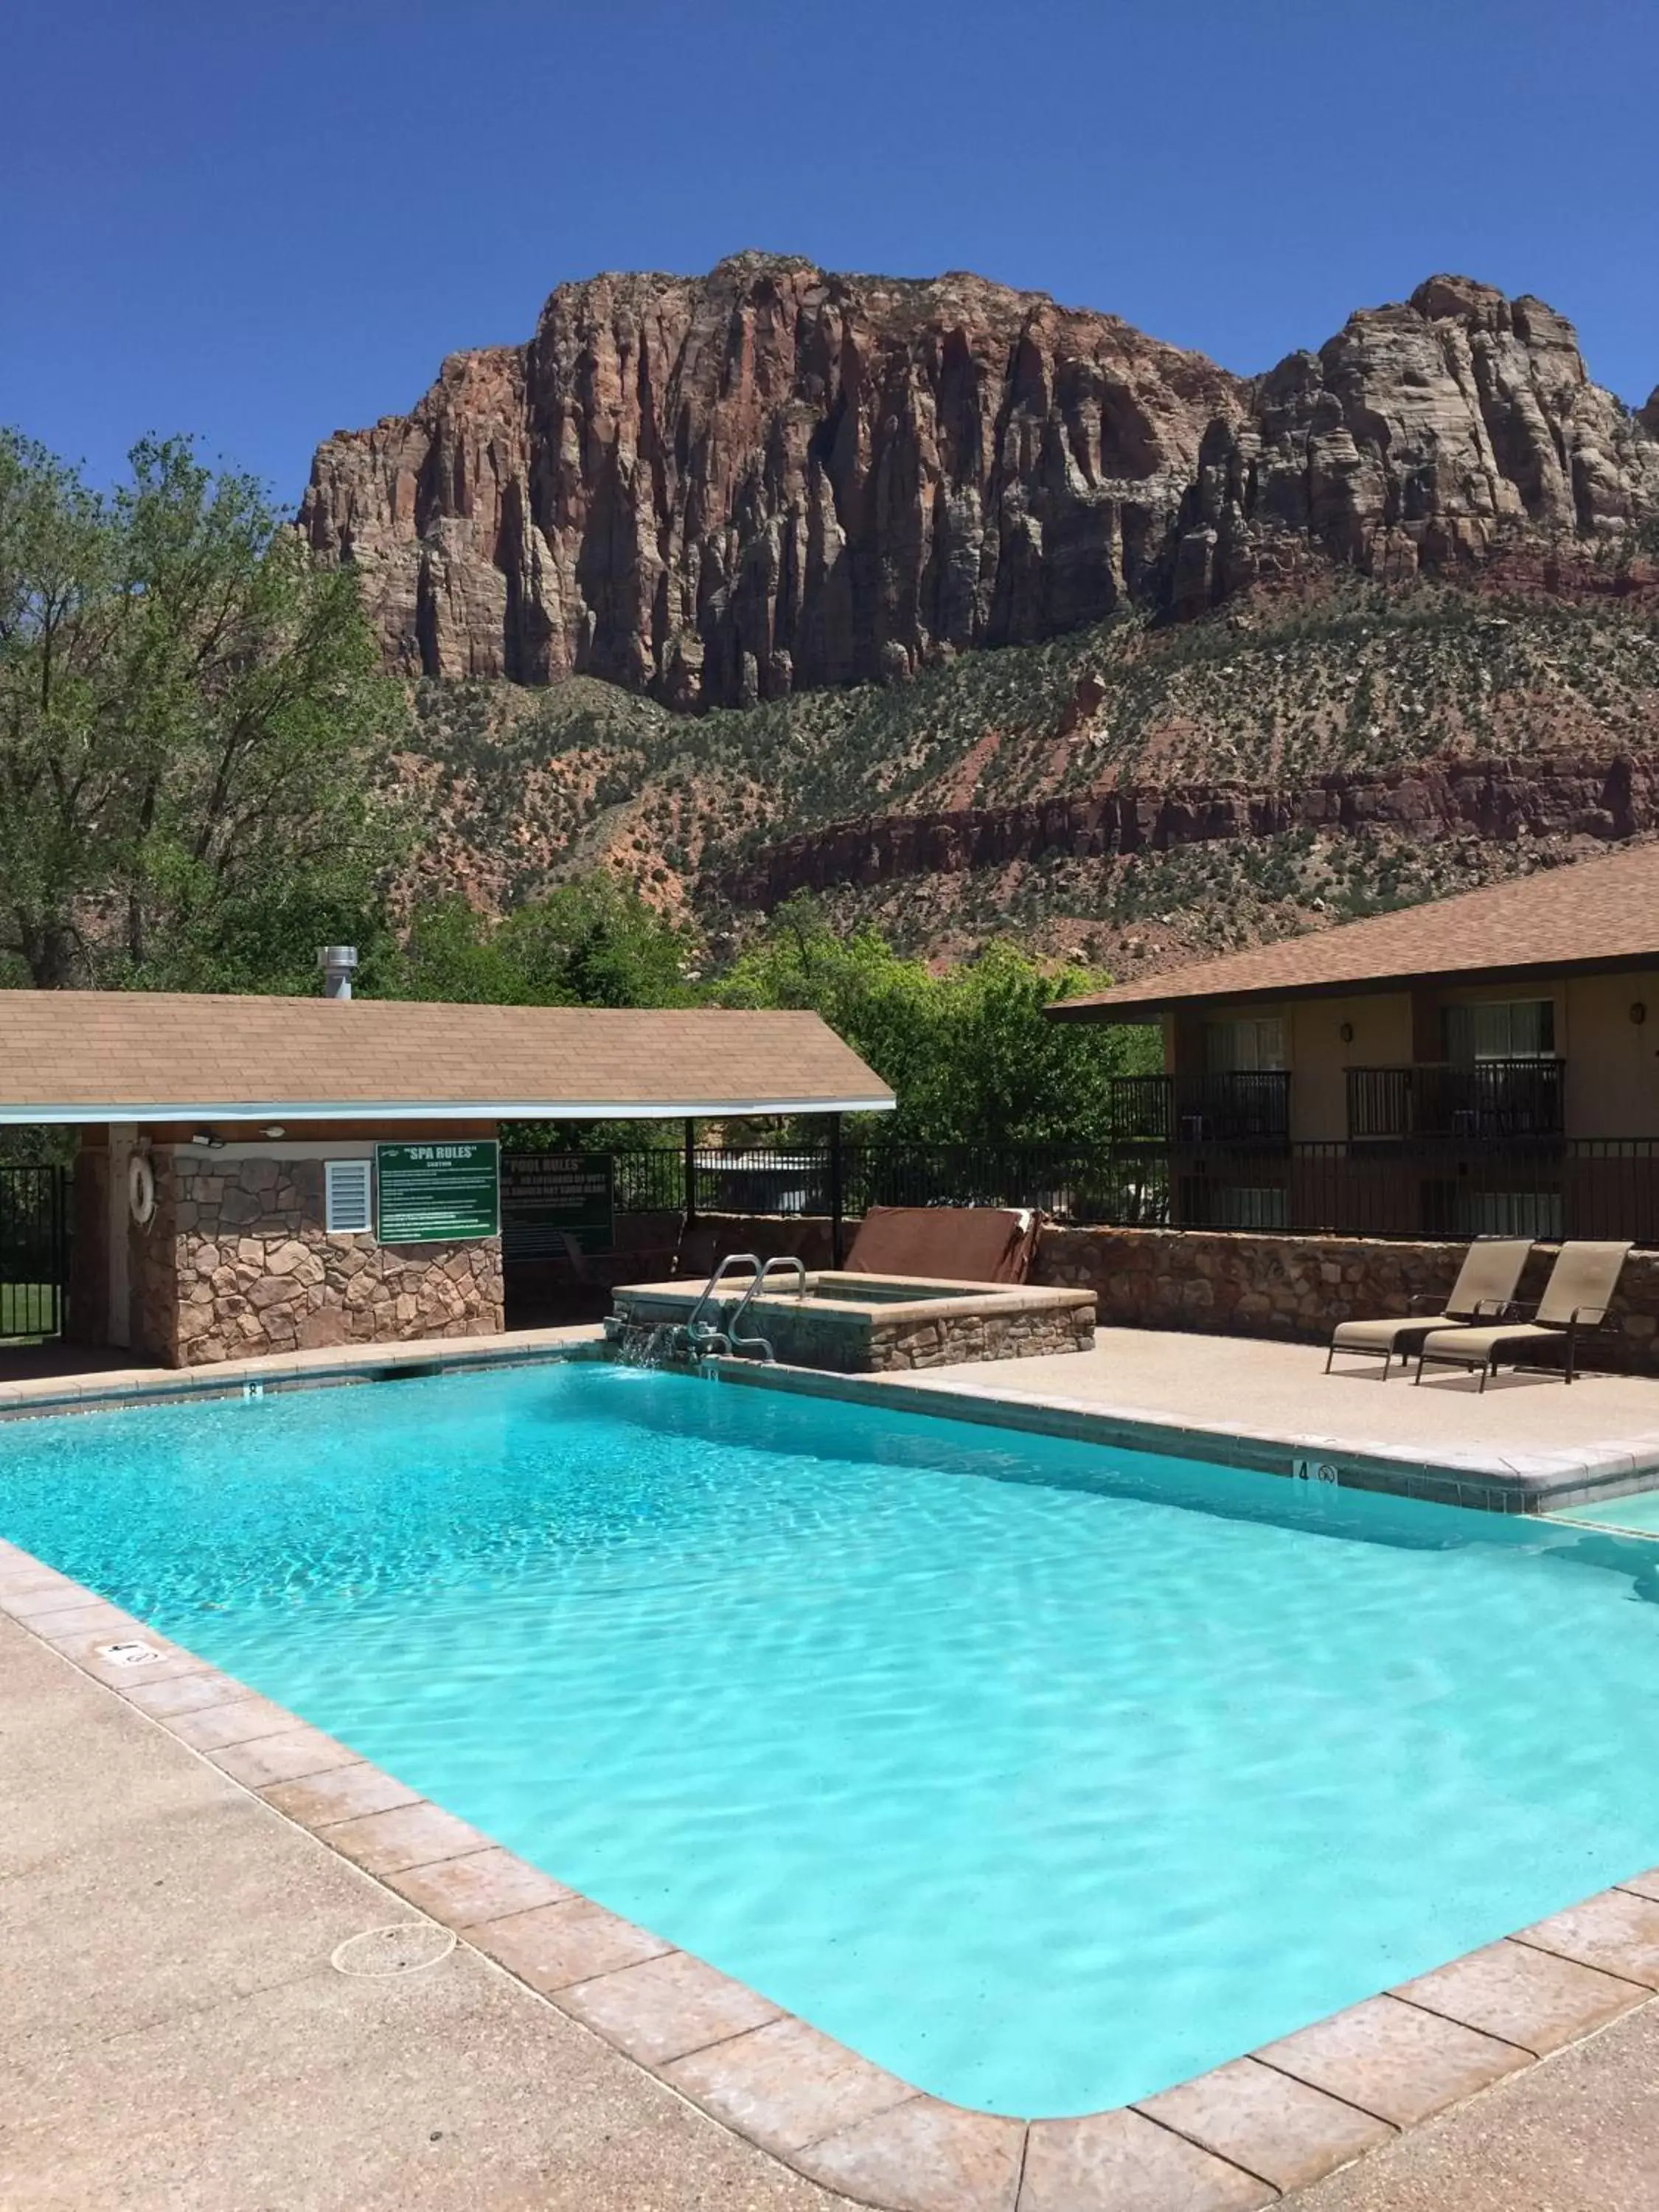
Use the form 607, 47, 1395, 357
325, 1158, 373, 1234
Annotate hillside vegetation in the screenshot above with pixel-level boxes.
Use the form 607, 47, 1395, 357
404, 578, 1659, 970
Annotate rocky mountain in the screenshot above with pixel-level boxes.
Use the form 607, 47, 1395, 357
302, 258, 1659, 711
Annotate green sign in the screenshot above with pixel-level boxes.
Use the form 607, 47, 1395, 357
500, 1152, 615, 1259
375, 1141, 500, 1244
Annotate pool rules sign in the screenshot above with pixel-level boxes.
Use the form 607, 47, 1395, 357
375, 1141, 501, 1244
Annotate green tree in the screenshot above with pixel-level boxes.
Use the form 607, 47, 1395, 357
713, 895, 1158, 1145
387, 877, 698, 1009
0, 429, 407, 990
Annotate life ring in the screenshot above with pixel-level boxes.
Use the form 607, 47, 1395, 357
128, 1152, 156, 1228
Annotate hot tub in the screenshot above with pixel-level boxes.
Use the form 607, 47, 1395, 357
608, 1269, 1096, 1373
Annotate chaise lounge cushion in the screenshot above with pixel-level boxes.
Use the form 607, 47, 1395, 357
1331, 1312, 1460, 1355
1416, 1320, 1565, 1369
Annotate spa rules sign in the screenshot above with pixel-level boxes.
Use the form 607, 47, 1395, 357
375, 1141, 501, 1244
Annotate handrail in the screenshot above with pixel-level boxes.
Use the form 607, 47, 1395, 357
723, 1255, 807, 1362
676, 1251, 760, 1359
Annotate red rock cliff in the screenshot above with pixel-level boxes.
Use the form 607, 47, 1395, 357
300, 259, 1658, 704
717, 752, 1659, 909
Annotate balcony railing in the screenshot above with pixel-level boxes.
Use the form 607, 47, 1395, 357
1108, 1072, 1291, 1146
1346, 1060, 1565, 1142
1107, 1076, 1180, 1145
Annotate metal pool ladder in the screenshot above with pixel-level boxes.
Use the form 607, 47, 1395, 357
676, 1251, 759, 1360
723, 1256, 807, 1363
677, 1253, 804, 1363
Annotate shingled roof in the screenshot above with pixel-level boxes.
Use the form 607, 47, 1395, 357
0, 995, 896, 1123
1051, 843, 1659, 1020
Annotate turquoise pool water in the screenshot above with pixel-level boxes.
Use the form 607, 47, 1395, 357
1557, 1488, 1659, 1537
5, 1362, 1659, 2115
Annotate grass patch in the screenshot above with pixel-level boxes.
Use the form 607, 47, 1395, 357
0, 1282, 56, 1340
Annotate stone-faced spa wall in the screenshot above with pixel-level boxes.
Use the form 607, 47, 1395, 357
1034, 1228, 1659, 1374
132, 1149, 504, 1368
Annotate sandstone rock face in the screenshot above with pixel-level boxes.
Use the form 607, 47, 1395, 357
1175, 277, 1659, 612
302, 261, 1658, 704
300, 254, 1247, 701
717, 750, 1659, 908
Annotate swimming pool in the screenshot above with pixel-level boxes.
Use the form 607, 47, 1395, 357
4, 1360, 1659, 2117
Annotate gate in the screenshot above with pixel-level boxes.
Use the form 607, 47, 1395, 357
0, 1165, 69, 1341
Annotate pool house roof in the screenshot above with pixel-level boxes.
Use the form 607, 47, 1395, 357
1050, 841, 1659, 1020
0, 992, 897, 1124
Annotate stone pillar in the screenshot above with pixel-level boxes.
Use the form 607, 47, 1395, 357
136, 1148, 506, 1368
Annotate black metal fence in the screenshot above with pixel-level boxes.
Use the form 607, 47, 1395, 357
0, 1165, 69, 1340
599, 1144, 1173, 1229
594, 1137, 1659, 1248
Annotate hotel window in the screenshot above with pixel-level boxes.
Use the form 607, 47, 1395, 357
324, 1158, 373, 1234
1444, 999, 1555, 1062
1203, 1016, 1286, 1073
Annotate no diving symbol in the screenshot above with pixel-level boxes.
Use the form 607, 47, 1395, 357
1293, 1458, 1340, 1487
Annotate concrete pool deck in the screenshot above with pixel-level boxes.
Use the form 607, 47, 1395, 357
0, 1321, 605, 1419
10, 1425, 1659, 2209
0, 1601, 852, 2212
819, 1326, 1659, 1514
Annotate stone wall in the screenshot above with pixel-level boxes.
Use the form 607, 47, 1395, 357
612, 1279, 1094, 1374
133, 1150, 504, 1368
611, 1210, 1659, 1374
1034, 1228, 1659, 1374
867, 1300, 1094, 1374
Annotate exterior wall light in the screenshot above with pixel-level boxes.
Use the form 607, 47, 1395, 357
1632, 1004, 1648, 1026
1338, 1021, 1354, 1044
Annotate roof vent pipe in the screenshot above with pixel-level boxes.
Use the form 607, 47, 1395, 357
319, 945, 358, 1001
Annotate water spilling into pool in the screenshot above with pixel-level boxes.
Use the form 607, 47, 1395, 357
4, 1360, 1659, 2115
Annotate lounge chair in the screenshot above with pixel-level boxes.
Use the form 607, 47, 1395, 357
1414, 1240, 1632, 1390
1324, 1239, 1531, 1378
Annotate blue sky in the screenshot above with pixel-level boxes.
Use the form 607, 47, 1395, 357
4, 0, 1655, 504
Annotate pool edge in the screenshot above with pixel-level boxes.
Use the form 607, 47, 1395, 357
3, 1531, 1655, 2212
711, 1357, 1659, 1517
0, 1324, 610, 1424
9, 1326, 1659, 1517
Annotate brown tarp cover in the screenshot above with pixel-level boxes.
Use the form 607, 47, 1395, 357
844, 1206, 1040, 1284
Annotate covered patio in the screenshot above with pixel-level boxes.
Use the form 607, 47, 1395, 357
0, 989, 893, 1372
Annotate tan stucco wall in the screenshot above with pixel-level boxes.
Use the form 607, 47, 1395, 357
1284, 993, 1413, 1142
1561, 972, 1659, 1137
1158, 973, 1659, 1141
